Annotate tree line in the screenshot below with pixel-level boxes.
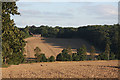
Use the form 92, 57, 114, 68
32, 44, 116, 63
20, 24, 119, 59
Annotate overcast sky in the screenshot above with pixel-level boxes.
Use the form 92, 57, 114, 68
11, 2, 118, 28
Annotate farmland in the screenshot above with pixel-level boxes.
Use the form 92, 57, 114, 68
24, 37, 94, 58
2, 60, 119, 78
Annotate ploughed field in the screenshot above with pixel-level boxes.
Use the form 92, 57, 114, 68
2, 60, 119, 78
2, 37, 119, 78
24, 37, 95, 58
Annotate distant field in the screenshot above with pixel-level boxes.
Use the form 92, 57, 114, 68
24, 37, 94, 58
2, 60, 119, 78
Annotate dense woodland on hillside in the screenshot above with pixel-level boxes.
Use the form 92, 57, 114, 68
1, 2, 120, 65
20, 24, 119, 59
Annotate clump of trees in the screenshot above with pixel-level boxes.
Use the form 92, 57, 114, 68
97, 43, 116, 60
34, 47, 55, 62
56, 44, 116, 61
56, 48, 72, 61
56, 45, 87, 61
72, 45, 87, 61
48, 56, 55, 62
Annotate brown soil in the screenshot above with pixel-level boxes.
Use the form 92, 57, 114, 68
2, 60, 119, 78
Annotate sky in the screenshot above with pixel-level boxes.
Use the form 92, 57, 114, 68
11, 1, 118, 28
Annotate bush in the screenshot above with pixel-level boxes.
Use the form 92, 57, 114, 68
72, 53, 86, 61
77, 47, 87, 61
48, 56, 55, 62
97, 53, 108, 60
34, 47, 41, 58
56, 50, 72, 61
79, 55, 86, 61
37, 54, 47, 62
72, 53, 79, 61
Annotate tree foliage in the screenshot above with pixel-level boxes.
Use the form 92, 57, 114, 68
90, 46, 96, 60
56, 48, 72, 61
34, 47, 41, 58
20, 24, 119, 59
48, 56, 55, 62
104, 43, 110, 60
2, 2, 26, 64
36, 54, 47, 62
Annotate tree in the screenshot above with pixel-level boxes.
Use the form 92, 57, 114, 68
118, 24, 120, 59
37, 54, 47, 62
77, 45, 87, 55
81, 45, 87, 55
48, 56, 55, 62
77, 45, 87, 61
104, 43, 110, 60
90, 46, 96, 60
56, 53, 63, 61
97, 52, 108, 60
34, 47, 41, 58
56, 49, 72, 61
72, 53, 79, 61
2, 2, 26, 64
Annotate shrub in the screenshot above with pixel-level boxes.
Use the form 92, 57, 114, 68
37, 54, 47, 62
97, 52, 108, 60
34, 47, 41, 58
48, 56, 55, 62
56, 49, 72, 61
72, 53, 79, 61
77, 47, 87, 61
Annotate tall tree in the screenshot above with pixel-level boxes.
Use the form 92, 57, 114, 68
104, 43, 110, 60
90, 46, 96, 60
2, 2, 26, 64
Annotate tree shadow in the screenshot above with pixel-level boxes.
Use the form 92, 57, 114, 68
42, 38, 92, 52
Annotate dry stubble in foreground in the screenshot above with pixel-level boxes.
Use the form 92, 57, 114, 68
2, 60, 119, 78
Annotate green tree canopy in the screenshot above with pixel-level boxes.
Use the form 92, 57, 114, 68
34, 47, 41, 58
48, 56, 55, 62
104, 43, 110, 60
2, 2, 26, 64
37, 54, 47, 62
56, 49, 72, 61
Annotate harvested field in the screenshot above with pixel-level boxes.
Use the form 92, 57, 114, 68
2, 60, 119, 78
24, 37, 97, 58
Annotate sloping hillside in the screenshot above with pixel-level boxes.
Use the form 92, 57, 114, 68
24, 37, 96, 58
